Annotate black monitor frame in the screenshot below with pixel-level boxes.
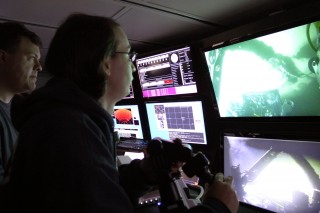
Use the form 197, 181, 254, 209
201, 14, 320, 123
135, 45, 199, 99
221, 130, 320, 213
144, 98, 209, 146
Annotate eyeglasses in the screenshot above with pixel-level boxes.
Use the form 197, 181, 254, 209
114, 51, 138, 62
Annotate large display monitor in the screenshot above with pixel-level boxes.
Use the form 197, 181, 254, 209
204, 18, 320, 117
224, 135, 320, 212
113, 104, 144, 139
145, 101, 207, 145
136, 46, 198, 98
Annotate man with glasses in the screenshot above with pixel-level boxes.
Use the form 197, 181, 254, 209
0, 22, 42, 183
6, 14, 238, 213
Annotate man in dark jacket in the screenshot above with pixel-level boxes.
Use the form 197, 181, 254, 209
6, 14, 238, 213
0, 22, 42, 183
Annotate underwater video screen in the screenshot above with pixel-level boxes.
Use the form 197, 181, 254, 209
224, 136, 320, 213
205, 19, 320, 117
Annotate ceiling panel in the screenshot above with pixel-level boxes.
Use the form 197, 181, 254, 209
0, 0, 318, 59
132, 0, 265, 22
116, 0, 297, 26
0, 0, 124, 26
117, 7, 220, 46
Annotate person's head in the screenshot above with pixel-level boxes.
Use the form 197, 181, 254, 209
0, 22, 42, 101
45, 13, 136, 104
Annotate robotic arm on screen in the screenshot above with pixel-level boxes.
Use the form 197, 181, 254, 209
230, 146, 320, 212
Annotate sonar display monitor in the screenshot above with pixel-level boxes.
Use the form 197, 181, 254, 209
136, 46, 197, 98
145, 101, 207, 145
113, 104, 144, 139
224, 135, 320, 213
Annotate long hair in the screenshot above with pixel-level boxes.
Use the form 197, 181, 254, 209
45, 13, 120, 99
0, 22, 42, 53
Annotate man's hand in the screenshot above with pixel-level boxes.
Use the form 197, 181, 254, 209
203, 173, 239, 213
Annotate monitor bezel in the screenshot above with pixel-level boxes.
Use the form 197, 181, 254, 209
144, 98, 209, 145
221, 130, 320, 213
201, 14, 320, 121
113, 103, 149, 140
135, 44, 200, 100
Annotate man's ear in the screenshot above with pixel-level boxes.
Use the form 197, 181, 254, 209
103, 56, 112, 77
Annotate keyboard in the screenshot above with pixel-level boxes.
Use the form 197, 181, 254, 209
116, 138, 148, 151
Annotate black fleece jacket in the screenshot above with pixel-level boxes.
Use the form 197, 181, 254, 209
5, 77, 230, 213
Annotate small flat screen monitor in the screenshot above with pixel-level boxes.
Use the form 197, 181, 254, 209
204, 19, 320, 117
113, 104, 144, 139
136, 46, 197, 98
224, 135, 320, 212
145, 101, 207, 145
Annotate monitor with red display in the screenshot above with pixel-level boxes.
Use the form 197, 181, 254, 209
113, 104, 144, 139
